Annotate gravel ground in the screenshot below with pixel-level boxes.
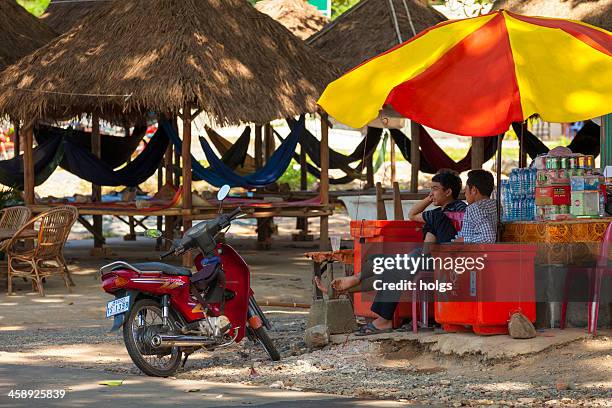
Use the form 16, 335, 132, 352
1, 312, 610, 407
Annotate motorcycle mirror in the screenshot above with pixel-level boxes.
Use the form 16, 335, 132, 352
144, 229, 163, 239
217, 185, 231, 202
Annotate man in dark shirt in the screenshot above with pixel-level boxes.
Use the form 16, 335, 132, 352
408, 170, 467, 245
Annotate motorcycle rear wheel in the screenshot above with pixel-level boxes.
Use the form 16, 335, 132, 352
123, 299, 182, 377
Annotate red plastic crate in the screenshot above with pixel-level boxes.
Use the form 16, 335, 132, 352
349, 220, 426, 328
432, 244, 537, 335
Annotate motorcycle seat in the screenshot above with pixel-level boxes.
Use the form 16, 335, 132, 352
131, 262, 192, 277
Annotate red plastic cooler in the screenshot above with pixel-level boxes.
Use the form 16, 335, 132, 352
432, 244, 537, 335
349, 220, 425, 328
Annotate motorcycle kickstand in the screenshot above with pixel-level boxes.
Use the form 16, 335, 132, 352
181, 351, 192, 368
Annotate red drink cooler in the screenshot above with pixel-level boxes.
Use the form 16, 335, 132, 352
349, 220, 425, 327
432, 244, 537, 335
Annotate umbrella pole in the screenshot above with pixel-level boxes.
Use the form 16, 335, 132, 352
496, 133, 503, 240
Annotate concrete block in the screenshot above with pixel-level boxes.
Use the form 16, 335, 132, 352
304, 324, 329, 349
307, 298, 357, 335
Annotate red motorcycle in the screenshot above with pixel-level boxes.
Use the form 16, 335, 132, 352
101, 186, 280, 377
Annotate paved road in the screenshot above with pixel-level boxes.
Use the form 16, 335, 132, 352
0, 364, 414, 408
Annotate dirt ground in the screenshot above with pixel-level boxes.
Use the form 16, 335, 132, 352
0, 214, 610, 407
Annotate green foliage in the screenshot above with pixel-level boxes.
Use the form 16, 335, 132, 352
331, 0, 360, 19
278, 160, 316, 190
16, 0, 50, 17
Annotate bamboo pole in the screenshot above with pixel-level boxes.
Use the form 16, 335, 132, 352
182, 103, 193, 266
22, 126, 34, 205
471, 137, 485, 170
410, 121, 420, 193
264, 123, 274, 161
255, 125, 263, 169
92, 114, 103, 249
13, 122, 20, 158
319, 112, 329, 251
390, 131, 396, 185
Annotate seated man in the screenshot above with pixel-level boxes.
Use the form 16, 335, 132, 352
315, 170, 466, 308
452, 169, 497, 244
360, 169, 498, 334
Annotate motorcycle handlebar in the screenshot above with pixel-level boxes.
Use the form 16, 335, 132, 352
227, 207, 242, 220
159, 245, 184, 260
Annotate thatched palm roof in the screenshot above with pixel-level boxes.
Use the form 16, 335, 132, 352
308, 0, 447, 73
40, 0, 99, 34
0, 0, 338, 125
0, 0, 57, 72
255, 0, 329, 40
493, 0, 612, 31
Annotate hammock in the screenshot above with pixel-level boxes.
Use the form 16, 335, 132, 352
34, 124, 147, 169
286, 120, 383, 172
0, 135, 64, 189
390, 125, 499, 174
204, 126, 255, 172
513, 121, 600, 160
199, 116, 305, 188
296, 131, 389, 185
60, 125, 169, 187
164, 117, 303, 188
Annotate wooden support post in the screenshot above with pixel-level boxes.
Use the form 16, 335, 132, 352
91, 114, 104, 250
165, 143, 173, 186
471, 137, 485, 170
375, 182, 387, 220
518, 128, 527, 168
173, 118, 181, 187
410, 121, 420, 193
366, 155, 374, 189
294, 143, 310, 241
319, 112, 330, 251
182, 104, 193, 266
155, 160, 163, 249
13, 121, 20, 158
22, 126, 34, 205
393, 181, 404, 221
264, 123, 274, 162
390, 131, 396, 185
254, 125, 263, 170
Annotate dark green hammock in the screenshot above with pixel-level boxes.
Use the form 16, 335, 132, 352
0, 134, 65, 189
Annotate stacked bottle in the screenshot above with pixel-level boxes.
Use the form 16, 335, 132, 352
503, 168, 536, 221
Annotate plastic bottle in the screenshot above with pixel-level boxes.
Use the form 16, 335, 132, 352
599, 191, 606, 217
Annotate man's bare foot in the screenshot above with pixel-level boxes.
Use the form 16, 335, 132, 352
371, 317, 393, 330
314, 276, 328, 294
331, 275, 360, 292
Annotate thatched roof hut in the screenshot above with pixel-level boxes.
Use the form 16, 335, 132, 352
308, 0, 447, 73
0, 0, 57, 72
40, 0, 99, 34
493, 0, 612, 31
255, 0, 329, 40
0, 0, 338, 125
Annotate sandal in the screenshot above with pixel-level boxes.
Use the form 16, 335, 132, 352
354, 322, 393, 336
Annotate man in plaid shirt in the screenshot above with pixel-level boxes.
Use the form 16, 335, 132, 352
454, 170, 497, 243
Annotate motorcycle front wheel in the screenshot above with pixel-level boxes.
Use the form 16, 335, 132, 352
123, 299, 182, 377
248, 325, 281, 361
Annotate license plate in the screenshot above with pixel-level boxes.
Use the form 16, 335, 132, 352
106, 296, 130, 318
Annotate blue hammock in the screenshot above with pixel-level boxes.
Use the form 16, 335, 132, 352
163, 116, 304, 188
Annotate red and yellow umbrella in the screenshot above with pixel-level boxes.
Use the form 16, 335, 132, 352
318, 10, 612, 136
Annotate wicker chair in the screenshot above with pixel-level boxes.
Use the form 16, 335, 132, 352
6, 206, 78, 296
0, 206, 32, 252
